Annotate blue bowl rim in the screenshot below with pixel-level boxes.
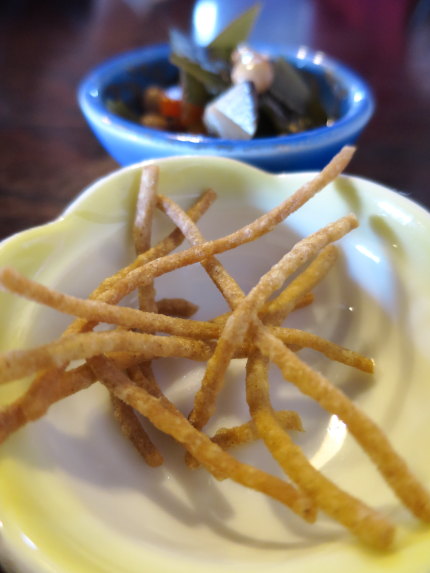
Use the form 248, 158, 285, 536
77, 42, 375, 152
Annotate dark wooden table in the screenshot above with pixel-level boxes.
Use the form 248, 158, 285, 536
0, 1, 429, 570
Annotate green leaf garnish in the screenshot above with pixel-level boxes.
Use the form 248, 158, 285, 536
169, 29, 226, 76
180, 70, 211, 107
208, 4, 261, 54
170, 52, 228, 95
169, 5, 260, 108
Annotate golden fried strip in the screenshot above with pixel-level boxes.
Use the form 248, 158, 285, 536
210, 246, 335, 327
257, 244, 373, 371
154, 189, 367, 526
209, 292, 314, 325
98, 147, 355, 308
0, 331, 215, 385
291, 291, 314, 309
242, 239, 392, 548
210, 410, 303, 450
143, 191, 282, 487
84, 188, 217, 311
1, 189, 218, 447
133, 164, 158, 257
255, 326, 430, 523
88, 354, 316, 523
0, 267, 374, 374
156, 297, 199, 318
149, 190, 250, 472
0, 266, 220, 339
134, 164, 158, 313
245, 348, 395, 550
0, 150, 354, 447
189, 214, 358, 431
248, 251, 387, 546
157, 193, 243, 308
112, 164, 162, 467
272, 328, 373, 373
110, 396, 163, 467
0, 363, 92, 443
0, 353, 167, 444
262, 244, 338, 324
0, 325, 374, 445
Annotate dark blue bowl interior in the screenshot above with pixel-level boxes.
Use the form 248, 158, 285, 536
103, 56, 179, 117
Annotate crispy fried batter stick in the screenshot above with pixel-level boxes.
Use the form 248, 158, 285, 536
188, 215, 358, 430
0, 147, 357, 444
0, 266, 374, 374
154, 193, 397, 549
88, 354, 317, 523
0, 189, 217, 440
111, 164, 162, 467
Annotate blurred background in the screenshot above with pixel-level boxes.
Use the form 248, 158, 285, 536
0, 0, 429, 239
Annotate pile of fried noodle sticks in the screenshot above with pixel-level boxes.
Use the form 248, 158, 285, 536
0, 146, 429, 551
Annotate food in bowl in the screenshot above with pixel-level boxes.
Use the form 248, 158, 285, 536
107, 6, 332, 140
78, 5, 374, 170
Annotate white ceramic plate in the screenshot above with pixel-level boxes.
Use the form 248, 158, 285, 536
0, 157, 429, 573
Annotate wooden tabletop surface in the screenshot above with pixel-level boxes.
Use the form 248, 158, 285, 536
0, 1, 429, 570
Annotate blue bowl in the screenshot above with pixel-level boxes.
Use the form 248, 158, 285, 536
78, 43, 374, 172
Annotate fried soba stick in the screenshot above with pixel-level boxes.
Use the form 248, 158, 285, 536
0, 331, 215, 384
1, 146, 352, 432
156, 297, 199, 318
209, 410, 304, 450
111, 164, 162, 467
80, 188, 217, 312
255, 327, 430, 523
245, 349, 395, 550
156, 195, 397, 549
96, 147, 355, 308
0, 189, 217, 442
0, 266, 374, 373
3, 148, 426, 550
88, 354, 316, 523
189, 214, 358, 431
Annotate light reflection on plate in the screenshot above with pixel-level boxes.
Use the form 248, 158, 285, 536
0, 157, 429, 573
